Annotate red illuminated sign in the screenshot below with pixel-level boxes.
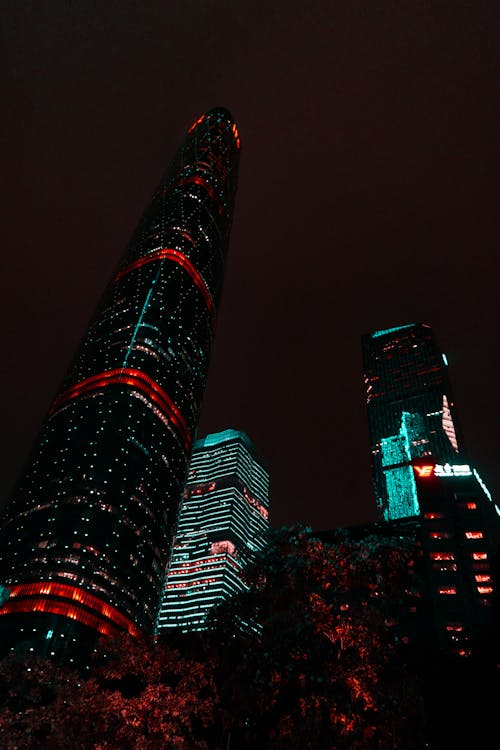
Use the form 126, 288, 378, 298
413, 465, 434, 478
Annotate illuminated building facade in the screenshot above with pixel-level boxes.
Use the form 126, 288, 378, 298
411, 460, 500, 657
316, 460, 500, 658
316, 461, 500, 748
362, 323, 465, 521
156, 429, 269, 634
0, 108, 241, 661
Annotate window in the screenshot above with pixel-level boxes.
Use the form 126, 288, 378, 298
429, 531, 452, 540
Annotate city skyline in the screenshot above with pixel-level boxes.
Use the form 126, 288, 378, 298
1, 1, 498, 532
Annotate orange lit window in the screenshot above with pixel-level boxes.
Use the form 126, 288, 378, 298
430, 552, 455, 561
475, 574, 491, 583
445, 623, 463, 631
477, 586, 493, 594
465, 531, 484, 540
472, 552, 488, 560
429, 531, 452, 539
465, 502, 477, 509
438, 586, 457, 595
424, 512, 444, 520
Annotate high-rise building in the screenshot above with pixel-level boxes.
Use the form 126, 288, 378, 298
156, 429, 269, 634
411, 458, 500, 657
0, 108, 240, 662
359, 323, 500, 661
362, 323, 465, 521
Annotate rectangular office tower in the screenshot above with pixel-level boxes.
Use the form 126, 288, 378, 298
412, 459, 500, 657
0, 108, 240, 662
156, 429, 270, 634
362, 324, 465, 521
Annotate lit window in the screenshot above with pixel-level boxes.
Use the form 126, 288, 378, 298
438, 586, 457, 595
465, 531, 484, 540
430, 552, 455, 561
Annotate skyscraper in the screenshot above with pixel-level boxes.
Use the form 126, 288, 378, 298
411, 458, 500, 657
156, 429, 269, 634
362, 323, 465, 521
0, 108, 240, 661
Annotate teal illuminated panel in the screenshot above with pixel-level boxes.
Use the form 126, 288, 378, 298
380, 412, 420, 520
371, 324, 415, 339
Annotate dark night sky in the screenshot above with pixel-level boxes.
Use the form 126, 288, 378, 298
1, 1, 498, 532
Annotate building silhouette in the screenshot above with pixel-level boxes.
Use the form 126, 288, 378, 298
362, 323, 465, 521
0, 107, 240, 663
156, 429, 269, 634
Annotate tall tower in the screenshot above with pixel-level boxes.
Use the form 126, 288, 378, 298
0, 108, 241, 661
362, 323, 465, 521
156, 429, 269, 634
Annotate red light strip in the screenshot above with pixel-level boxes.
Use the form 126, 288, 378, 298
48, 368, 191, 452
0, 581, 140, 637
114, 247, 215, 328
231, 122, 241, 149
177, 175, 224, 216
0, 598, 118, 636
188, 114, 205, 133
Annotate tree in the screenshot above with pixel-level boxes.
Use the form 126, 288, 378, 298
209, 524, 426, 749
0, 635, 221, 749
0, 524, 427, 749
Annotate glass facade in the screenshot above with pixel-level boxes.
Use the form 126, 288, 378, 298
156, 429, 269, 634
0, 108, 240, 657
362, 323, 465, 520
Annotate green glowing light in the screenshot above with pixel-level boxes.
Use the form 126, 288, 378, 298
371, 324, 415, 339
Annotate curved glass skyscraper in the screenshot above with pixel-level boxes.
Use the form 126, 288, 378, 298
0, 107, 240, 661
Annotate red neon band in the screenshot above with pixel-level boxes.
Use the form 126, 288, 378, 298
49, 368, 191, 452
114, 247, 215, 328
0, 581, 140, 637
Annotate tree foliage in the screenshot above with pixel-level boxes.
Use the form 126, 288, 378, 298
0, 636, 220, 749
0, 525, 426, 749
209, 524, 425, 749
